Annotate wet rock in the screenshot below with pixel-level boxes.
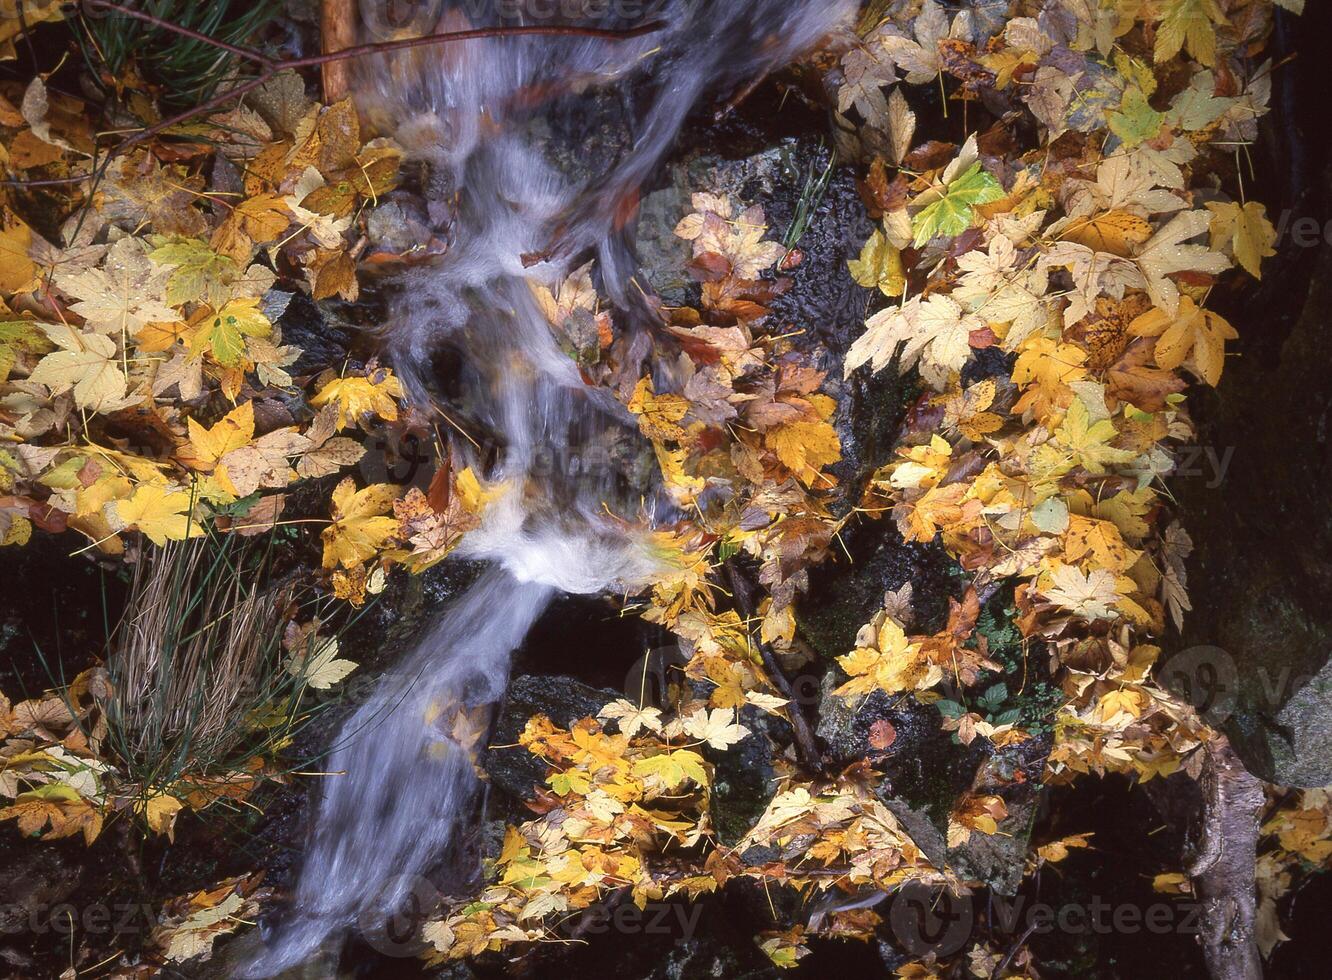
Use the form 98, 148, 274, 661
637, 132, 911, 510
637, 928, 774, 980
272, 290, 355, 377
637, 142, 793, 306
0, 845, 82, 937
815, 677, 1049, 894
946, 734, 1051, 896
485, 674, 621, 802
797, 530, 950, 661
199, 930, 345, 980
1170, 176, 1332, 786
425, 961, 481, 979
1152, 11, 1332, 787
816, 677, 980, 849
0, 536, 124, 692
707, 703, 780, 847
484, 667, 777, 847
525, 86, 636, 189
364, 199, 436, 257
513, 893, 779, 980
341, 559, 484, 675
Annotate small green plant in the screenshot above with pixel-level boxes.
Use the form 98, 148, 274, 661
74, 0, 280, 109
783, 144, 837, 249
934, 583, 1065, 737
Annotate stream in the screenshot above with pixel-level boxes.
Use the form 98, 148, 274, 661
244, 2, 851, 974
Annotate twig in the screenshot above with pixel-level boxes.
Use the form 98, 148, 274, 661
2, 1, 664, 188
991, 921, 1038, 980
320, 0, 356, 103
724, 562, 826, 774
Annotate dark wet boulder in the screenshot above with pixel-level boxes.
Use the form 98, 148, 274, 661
1168, 160, 1332, 787
706, 702, 780, 847
270, 290, 356, 378
815, 676, 1050, 895
945, 733, 1052, 896
0, 844, 82, 939
797, 530, 951, 661
484, 674, 621, 802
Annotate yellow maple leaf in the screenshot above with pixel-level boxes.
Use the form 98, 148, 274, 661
113, 484, 202, 545
1205, 201, 1277, 279
453, 466, 505, 514
211, 193, 292, 262
1041, 562, 1121, 620
1128, 295, 1236, 386
0, 218, 38, 295
766, 417, 842, 487
1097, 687, 1148, 724
185, 401, 256, 471
652, 443, 706, 506
1059, 209, 1154, 257
310, 369, 403, 431
1, 515, 32, 547
136, 793, 185, 842
320, 477, 399, 570
1153, 0, 1226, 67
1063, 514, 1140, 574
628, 377, 689, 443
835, 617, 930, 697
1012, 337, 1088, 420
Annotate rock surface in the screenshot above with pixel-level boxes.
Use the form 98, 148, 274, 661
1169, 19, 1332, 787
485, 673, 621, 802
815, 676, 1049, 894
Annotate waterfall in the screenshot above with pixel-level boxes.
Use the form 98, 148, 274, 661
246, 2, 850, 973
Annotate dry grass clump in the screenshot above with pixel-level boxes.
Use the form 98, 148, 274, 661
104, 535, 328, 791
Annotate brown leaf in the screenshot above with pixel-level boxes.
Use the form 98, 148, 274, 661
868, 719, 897, 751
217, 494, 287, 536
312, 250, 359, 302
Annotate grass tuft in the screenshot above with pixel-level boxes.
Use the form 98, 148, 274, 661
103, 532, 343, 796
74, 0, 281, 109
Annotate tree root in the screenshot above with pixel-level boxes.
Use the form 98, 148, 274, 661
1187, 737, 1266, 980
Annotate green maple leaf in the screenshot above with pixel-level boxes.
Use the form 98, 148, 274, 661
149, 238, 238, 307
911, 163, 1004, 248
1108, 88, 1165, 148
191, 299, 272, 367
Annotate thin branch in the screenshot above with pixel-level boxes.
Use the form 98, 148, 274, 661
2, 2, 664, 188
288, 22, 661, 71
725, 562, 827, 775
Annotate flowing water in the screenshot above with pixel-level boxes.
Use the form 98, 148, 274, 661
247, 2, 849, 973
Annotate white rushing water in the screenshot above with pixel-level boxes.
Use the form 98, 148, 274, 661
246, 2, 849, 973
